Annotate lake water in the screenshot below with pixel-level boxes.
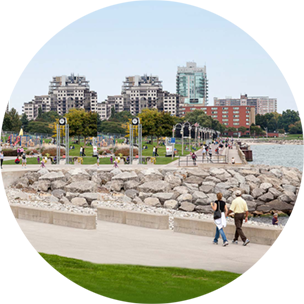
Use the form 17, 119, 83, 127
249, 144, 304, 228
250, 144, 303, 172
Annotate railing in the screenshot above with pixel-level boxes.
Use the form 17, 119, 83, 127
235, 142, 247, 164
178, 154, 227, 166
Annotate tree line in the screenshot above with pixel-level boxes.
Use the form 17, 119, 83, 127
256, 110, 302, 134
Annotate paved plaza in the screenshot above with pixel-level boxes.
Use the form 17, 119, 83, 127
17, 218, 270, 274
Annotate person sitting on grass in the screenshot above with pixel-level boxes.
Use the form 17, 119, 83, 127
15, 157, 20, 164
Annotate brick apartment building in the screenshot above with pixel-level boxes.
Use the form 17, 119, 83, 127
179, 105, 255, 133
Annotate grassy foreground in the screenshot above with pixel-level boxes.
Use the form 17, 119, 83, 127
0, 247, 304, 304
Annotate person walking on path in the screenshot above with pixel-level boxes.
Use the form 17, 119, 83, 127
208, 146, 213, 162
21, 152, 27, 168
191, 152, 197, 166
211, 193, 229, 246
96, 154, 100, 167
0, 152, 4, 169
152, 146, 156, 156
228, 190, 250, 246
202, 146, 206, 160
80, 146, 83, 157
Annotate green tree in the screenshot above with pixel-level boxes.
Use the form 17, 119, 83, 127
20, 113, 29, 132
81, 111, 98, 142
238, 126, 247, 134
38, 111, 60, 123
37, 106, 43, 119
278, 110, 300, 132
64, 109, 86, 143
8, 108, 22, 132
2, 112, 13, 131
99, 121, 126, 134
27, 121, 52, 134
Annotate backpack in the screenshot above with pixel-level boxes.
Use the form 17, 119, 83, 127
22, 154, 26, 160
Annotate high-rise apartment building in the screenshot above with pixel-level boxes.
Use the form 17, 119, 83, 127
214, 94, 277, 115
122, 74, 164, 115
0, 65, 9, 112
176, 62, 208, 106
22, 74, 98, 120
98, 75, 180, 118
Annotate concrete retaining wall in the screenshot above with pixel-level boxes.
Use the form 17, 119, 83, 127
125, 211, 169, 230
52, 211, 96, 230
97, 207, 126, 224
97, 207, 169, 230
10, 205, 96, 230
174, 217, 282, 246
17, 205, 53, 224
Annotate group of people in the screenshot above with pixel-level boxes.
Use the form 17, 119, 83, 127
79, 146, 86, 157
152, 146, 159, 157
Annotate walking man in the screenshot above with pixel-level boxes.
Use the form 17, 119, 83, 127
228, 190, 250, 246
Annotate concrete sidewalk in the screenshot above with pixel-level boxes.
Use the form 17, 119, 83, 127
17, 218, 270, 274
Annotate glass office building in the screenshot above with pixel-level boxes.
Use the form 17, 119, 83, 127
176, 62, 208, 105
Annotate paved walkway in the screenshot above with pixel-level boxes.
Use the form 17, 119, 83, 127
17, 219, 270, 274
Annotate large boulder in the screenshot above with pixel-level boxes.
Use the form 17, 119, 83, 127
51, 180, 68, 191
268, 187, 282, 198
65, 192, 79, 200
125, 189, 139, 199
110, 168, 122, 176
183, 183, 199, 192
152, 192, 177, 202
71, 197, 87, 206
177, 193, 193, 202
179, 202, 196, 212
258, 192, 274, 202
138, 192, 152, 200
199, 185, 214, 194
282, 184, 297, 194
234, 173, 246, 184
247, 201, 257, 212
39, 171, 65, 182
51, 189, 66, 199
64, 180, 96, 193
138, 180, 171, 193
257, 199, 293, 213
205, 176, 221, 183
239, 183, 250, 194
251, 187, 266, 198
164, 175, 182, 188
242, 194, 254, 201
112, 171, 138, 181
173, 186, 189, 194
144, 197, 161, 207
184, 176, 204, 185
260, 183, 272, 190
210, 168, 231, 178
37, 168, 49, 176
269, 168, 282, 178
37, 180, 51, 192
65, 169, 90, 182
192, 191, 208, 200
124, 180, 140, 190
79, 192, 102, 204
106, 180, 124, 192
195, 205, 213, 213
133, 196, 144, 205
164, 200, 179, 209
245, 175, 260, 183
239, 169, 259, 176
187, 169, 209, 178
15, 177, 29, 189
44, 195, 59, 204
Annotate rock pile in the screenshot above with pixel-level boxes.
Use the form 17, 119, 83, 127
7, 165, 301, 216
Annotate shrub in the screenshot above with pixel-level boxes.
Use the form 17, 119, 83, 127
2, 149, 17, 156
114, 146, 138, 156
26, 148, 39, 155
99, 148, 112, 155
41, 144, 66, 156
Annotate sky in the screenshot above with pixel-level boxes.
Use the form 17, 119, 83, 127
9, 0, 297, 114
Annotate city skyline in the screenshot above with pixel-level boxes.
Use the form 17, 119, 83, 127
9, 1, 297, 114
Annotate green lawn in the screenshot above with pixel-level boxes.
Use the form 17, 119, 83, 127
0, 247, 304, 304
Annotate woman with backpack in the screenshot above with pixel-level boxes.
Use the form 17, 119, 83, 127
191, 152, 197, 165
211, 193, 229, 246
